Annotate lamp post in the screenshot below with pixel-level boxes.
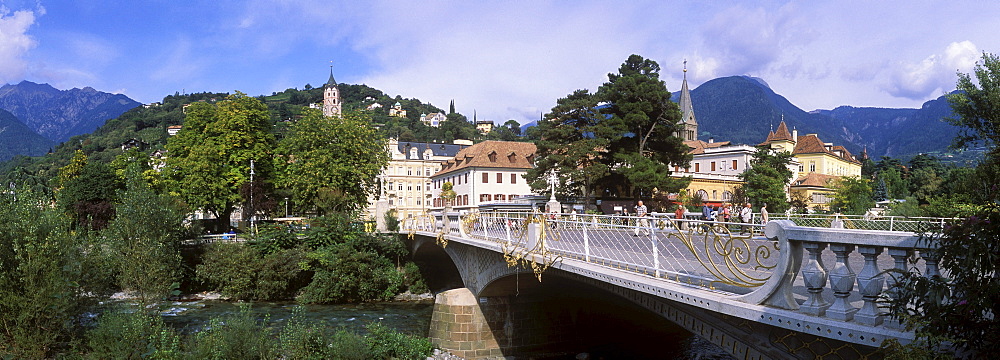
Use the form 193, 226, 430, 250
546, 169, 561, 213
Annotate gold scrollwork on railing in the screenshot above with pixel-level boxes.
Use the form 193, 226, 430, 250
498, 213, 561, 282
660, 220, 777, 288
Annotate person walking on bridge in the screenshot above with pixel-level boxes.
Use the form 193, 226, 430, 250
740, 203, 754, 235
633, 200, 649, 236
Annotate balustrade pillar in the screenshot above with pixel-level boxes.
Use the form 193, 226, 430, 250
800, 242, 830, 315
854, 246, 884, 325
885, 247, 913, 329
827, 244, 858, 321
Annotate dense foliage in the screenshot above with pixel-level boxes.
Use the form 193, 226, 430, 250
527, 54, 692, 204
737, 147, 794, 213
598, 54, 693, 198
275, 109, 389, 213
85, 306, 433, 359
526, 89, 611, 209
163, 93, 277, 226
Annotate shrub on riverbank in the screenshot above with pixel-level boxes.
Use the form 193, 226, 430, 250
197, 213, 429, 303
83, 306, 433, 359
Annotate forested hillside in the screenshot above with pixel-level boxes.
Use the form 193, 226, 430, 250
0, 108, 53, 161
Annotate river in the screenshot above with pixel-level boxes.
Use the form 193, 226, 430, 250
142, 298, 734, 359
154, 299, 434, 336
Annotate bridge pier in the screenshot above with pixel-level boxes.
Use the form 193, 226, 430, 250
428, 288, 502, 359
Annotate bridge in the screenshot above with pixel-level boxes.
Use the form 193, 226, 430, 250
401, 211, 937, 359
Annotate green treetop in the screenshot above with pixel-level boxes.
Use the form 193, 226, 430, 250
526, 89, 611, 210
163, 92, 276, 226
738, 147, 794, 213
274, 109, 388, 214
596, 54, 692, 198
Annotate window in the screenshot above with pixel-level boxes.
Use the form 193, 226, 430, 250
488, 151, 498, 162
465, 174, 468, 183
496, 194, 505, 201
407, 185, 412, 191
389, 199, 394, 205
416, 199, 421, 205
711, 162, 716, 171
695, 163, 700, 172
497, 173, 503, 183
425, 169, 430, 176
416, 185, 421, 191
809, 161, 816, 172
712, 190, 717, 200
799, 165, 804, 172
407, 168, 412, 176
398, 183, 403, 191
723, 191, 732, 201
732, 160, 738, 170
483, 173, 489, 183
696, 189, 708, 200
511, 174, 517, 184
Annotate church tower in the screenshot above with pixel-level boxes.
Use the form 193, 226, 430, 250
677, 61, 698, 141
323, 65, 342, 117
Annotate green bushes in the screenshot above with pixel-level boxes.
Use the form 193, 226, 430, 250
86, 309, 182, 360
196, 243, 308, 301
197, 213, 427, 303
83, 306, 433, 359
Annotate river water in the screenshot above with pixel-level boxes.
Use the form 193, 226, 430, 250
153, 299, 434, 336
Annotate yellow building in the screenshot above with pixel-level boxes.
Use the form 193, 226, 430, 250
760, 121, 862, 209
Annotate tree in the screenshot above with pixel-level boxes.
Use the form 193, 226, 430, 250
274, 109, 388, 214
828, 176, 874, 214
58, 160, 122, 230
101, 163, 185, 303
163, 92, 276, 227
438, 113, 477, 142
909, 167, 944, 204
884, 204, 1000, 357
525, 89, 611, 210
487, 119, 522, 141
596, 54, 692, 198
738, 147, 794, 213
0, 189, 90, 357
878, 167, 910, 200
948, 52, 1000, 150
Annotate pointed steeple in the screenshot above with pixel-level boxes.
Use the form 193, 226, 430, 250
325, 64, 337, 87
676, 60, 698, 141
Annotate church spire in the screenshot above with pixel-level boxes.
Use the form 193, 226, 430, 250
677, 59, 698, 141
322, 63, 342, 117
325, 63, 337, 87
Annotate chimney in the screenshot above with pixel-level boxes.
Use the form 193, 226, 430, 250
708, 137, 714, 144
792, 128, 798, 142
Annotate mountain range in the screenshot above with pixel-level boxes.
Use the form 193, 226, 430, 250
685, 76, 961, 159
0, 81, 140, 161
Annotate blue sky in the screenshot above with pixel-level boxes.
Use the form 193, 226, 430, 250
2, 1, 999, 125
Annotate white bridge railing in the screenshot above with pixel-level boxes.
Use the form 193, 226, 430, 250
403, 210, 949, 340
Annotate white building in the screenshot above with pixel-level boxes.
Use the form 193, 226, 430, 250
430, 141, 538, 211
366, 139, 471, 220
420, 112, 446, 127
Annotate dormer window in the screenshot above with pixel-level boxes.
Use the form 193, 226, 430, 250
507, 152, 517, 163
488, 151, 498, 162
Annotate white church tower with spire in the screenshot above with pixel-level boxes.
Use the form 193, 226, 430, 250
677, 60, 698, 141
323, 65, 342, 117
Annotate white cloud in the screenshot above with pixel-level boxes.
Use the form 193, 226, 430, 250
883, 41, 979, 100
0, 6, 38, 83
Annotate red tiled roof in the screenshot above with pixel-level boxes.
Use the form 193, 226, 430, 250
434, 141, 537, 177
683, 140, 731, 154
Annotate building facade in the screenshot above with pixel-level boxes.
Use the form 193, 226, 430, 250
671, 140, 756, 205
365, 139, 471, 220
420, 112, 446, 127
430, 141, 538, 211
760, 121, 862, 209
